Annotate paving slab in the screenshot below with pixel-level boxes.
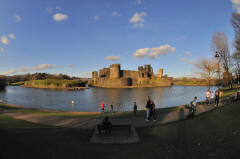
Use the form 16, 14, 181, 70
90, 126, 140, 144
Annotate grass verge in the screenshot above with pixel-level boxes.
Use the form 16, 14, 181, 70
0, 100, 240, 159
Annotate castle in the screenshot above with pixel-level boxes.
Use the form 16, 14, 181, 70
92, 64, 173, 88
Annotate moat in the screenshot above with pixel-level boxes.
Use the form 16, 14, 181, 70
0, 86, 217, 112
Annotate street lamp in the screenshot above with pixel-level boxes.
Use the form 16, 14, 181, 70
215, 51, 221, 107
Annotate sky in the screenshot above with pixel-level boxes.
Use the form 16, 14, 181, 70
0, 0, 238, 78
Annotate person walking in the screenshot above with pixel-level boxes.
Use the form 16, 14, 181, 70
210, 91, 214, 104
206, 89, 210, 105
215, 90, 220, 108
145, 96, 151, 121
109, 103, 113, 113
151, 101, 157, 122
133, 102, 137, 116
101, 102, 105, 113
187, 96, 197, 119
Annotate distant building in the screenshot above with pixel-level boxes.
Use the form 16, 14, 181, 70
92, 64, 173, 88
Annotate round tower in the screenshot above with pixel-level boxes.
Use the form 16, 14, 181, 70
92, 71, 98, 82
110, 64, 120, 78
157, 69, 163, 78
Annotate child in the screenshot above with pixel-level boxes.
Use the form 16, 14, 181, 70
133, 102, 137, 116
151, 101, 157, 121
101, 102, 105, 113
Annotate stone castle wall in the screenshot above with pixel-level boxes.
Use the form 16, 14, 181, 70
92, 64, 172, 88
122, 70, 138, 78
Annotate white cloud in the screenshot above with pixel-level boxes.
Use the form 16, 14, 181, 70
180, 57, 187, 62
1, 64, 56, 75
0, 47, 3, 52
80, 72, 92, 78
149, 44, 176, 59
232, 0, 240, 13
105, 55, 120, 61
112, 11, 121, 16
129, 12, 147, 28
94, 16, 100, 21
52, 13, 68, 22
13, 15, 22, 22
129, 12, 147, 23
66, 64, 76, 67
1, 36, 9, 45
138, 0, 142, 4
185, 51, 191, 55
187, 60, 195, 64
9, 34, 16, 39
133, 44, 176, 59
133, 48, 150, 58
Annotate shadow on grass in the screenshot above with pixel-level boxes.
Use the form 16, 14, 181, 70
1, 101, 240, 159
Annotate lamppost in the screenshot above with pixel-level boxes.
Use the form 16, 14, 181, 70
215, 51, 221, 107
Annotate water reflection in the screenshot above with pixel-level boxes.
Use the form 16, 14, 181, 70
0, 86, 217, 112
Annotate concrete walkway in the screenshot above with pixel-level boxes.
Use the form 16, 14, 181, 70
90, 126, 140, 144
1, 103, 220, 129
1, 101, 228, 144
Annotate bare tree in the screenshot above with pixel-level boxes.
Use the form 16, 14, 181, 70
231, 13, 240, 82
232, 53, 240, 77
211, 32, 231, 73
194, 58, 218, 89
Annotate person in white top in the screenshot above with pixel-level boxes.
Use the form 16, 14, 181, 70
206, 89, 210, 105
210, 91, 214, 104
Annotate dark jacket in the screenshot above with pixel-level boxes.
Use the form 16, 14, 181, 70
146, 99, 151, 108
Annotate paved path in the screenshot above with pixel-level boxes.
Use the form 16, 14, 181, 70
1, 103, 219, 129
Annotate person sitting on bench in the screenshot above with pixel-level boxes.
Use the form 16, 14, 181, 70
102, 116, 112, 134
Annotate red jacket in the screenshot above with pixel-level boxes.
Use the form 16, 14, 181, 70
101, 102, 105, 109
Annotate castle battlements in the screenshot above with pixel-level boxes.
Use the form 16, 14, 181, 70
92, 64, 173, 88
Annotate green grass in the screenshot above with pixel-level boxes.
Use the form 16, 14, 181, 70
173, 80, 210, 86
1, 101, 240, 159
220, 85, 240, 98
24, 79, 85, 88
0, 103, 177, 119
9, 81, 25, 86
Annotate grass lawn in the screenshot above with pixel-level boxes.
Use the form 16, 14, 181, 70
1, 100, 240, 159
220, 86, 240, 98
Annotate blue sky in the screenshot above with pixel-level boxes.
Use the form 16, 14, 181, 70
0, 0, 237, 77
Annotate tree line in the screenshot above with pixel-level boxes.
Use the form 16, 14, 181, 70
194, 13, 240, 88
2, 73, 85, 84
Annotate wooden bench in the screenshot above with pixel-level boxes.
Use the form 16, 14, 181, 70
97, 124, 131, 136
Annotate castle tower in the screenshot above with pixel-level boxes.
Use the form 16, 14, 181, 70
109, 64, 120, 78
144, 64, 151, 72
144, 64, 153, 78
92, 71, 98, 81
156, 68, 163, 78
138, 66, 143, 71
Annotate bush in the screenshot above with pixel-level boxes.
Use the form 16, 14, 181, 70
0, 76, 6, 89
24, 79, 86, 88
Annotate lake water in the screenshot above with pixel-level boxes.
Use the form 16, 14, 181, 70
0, 86, 217, 112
